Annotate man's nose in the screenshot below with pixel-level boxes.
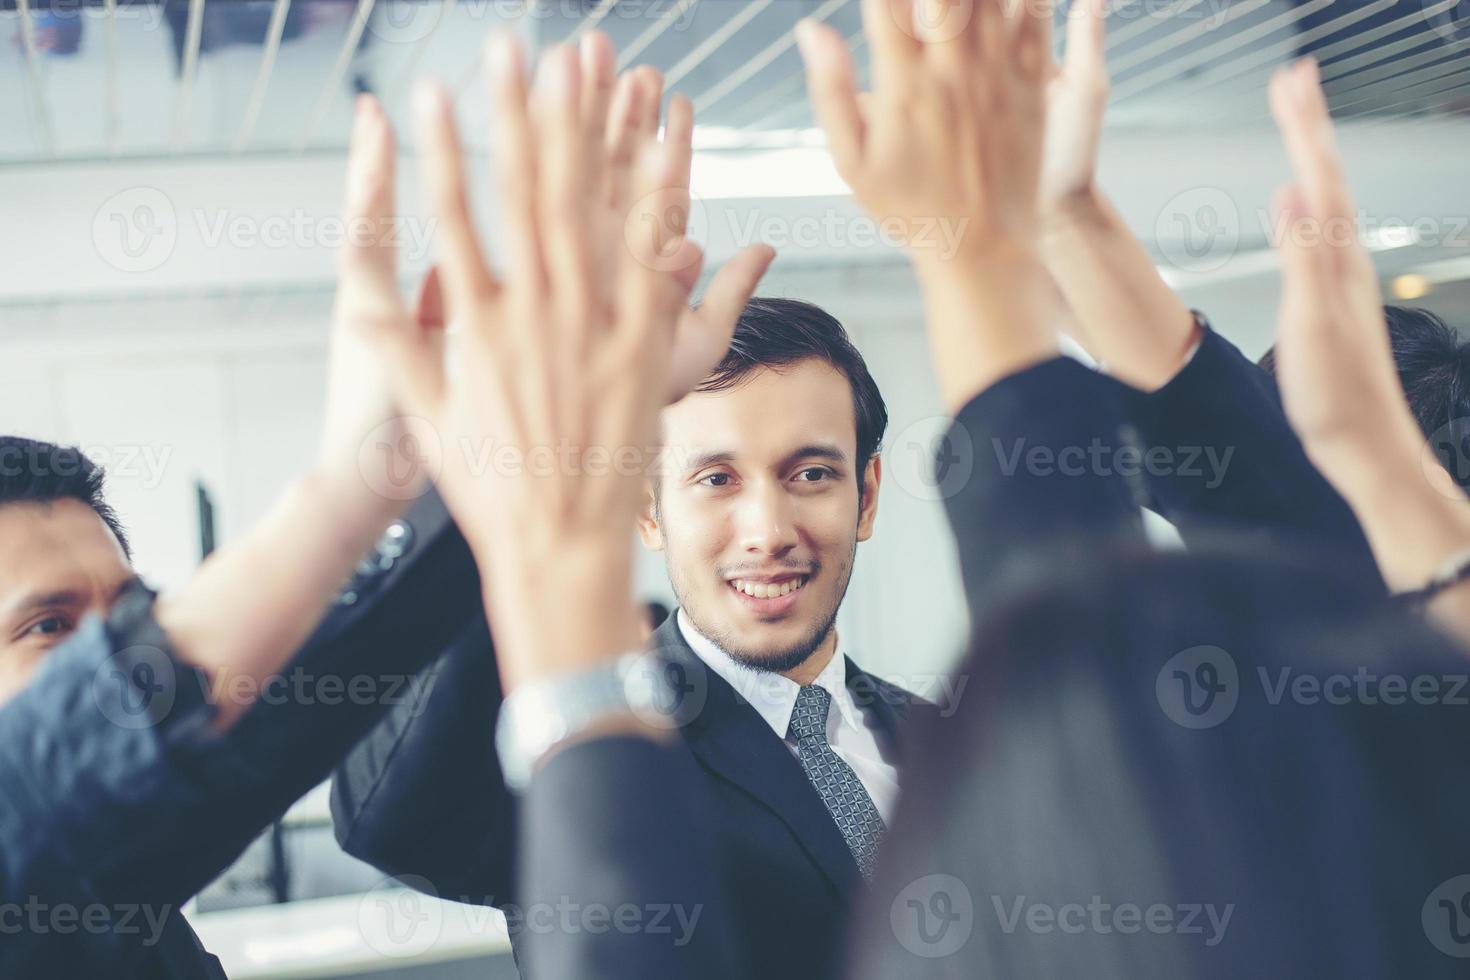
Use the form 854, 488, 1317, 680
736, 481, 800, 556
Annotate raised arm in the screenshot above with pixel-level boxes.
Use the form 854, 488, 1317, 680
1265, 59, 1470, 641
797, 0, 1144, 610
0, 94, 445, 970
1038, 0, 1200, 391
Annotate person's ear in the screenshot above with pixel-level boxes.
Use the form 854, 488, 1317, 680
856, 454, 881, 542
636, 480, 666, 551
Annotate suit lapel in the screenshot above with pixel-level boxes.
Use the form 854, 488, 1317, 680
651, 616, 859, 895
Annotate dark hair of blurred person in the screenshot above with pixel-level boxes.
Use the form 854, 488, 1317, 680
853, 537, 1470, 979
0, 436, 134, 705
1260, 306, 1470, 493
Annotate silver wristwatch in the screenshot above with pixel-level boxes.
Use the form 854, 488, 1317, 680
495, 652, 673, 792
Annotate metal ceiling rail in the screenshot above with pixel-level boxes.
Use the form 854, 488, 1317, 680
691, 0, 852, 114
1102, 0, 1206, 54
233, 0, 294, 152
1335, 62, 1470, 116
1312, 0, 1459, 80
1106, 0, 1271, 80
294, 0, 379, 151
1327, 46, 1466, 103
1115, 0, 1392, 105
1184, 0, 1464, 128
388, 0, 459, 103
1408, 85, 1470, 116
15, 0, 54, 156
739, 29, 866, 130
172, 0, 206, 149
663, 0, 774, 89
1109, 0, 1328, 102
617, 0, 699, 70
570, 0, 620, 40
1323, 35, 1462, 96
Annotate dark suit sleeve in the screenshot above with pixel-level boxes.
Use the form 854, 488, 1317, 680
329, 617, 518, 902
1132, 325, 1382, 591
325, 490, 519, 904
941, 356, 1146, 613
516, 736, 742, 980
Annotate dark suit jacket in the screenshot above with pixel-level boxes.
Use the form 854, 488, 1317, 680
514, 356, 1155, 979
333, 594, 932, 980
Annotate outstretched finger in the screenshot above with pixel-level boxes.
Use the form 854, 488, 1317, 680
340, 95, 402, 314
796, 19, 866, 177
667, 244, 778, 402
413, 81, 497, 319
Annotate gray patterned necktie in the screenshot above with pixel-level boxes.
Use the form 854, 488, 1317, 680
789, 684, 886, 881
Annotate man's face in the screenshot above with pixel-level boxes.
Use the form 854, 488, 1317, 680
0, 500, 133, 707
639, 359, 880, 672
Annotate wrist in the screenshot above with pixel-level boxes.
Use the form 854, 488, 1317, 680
476, 533, 646, 692
1329, 435, 1470, 591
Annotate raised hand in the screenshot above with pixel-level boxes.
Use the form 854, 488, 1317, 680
1268, 58, 1470, 610
797, 0, 1060, 411
595, 55, 776, 401
321, 96, 436, 502
375, 36, 715, 689
1267, 58, 1421, 479
1040, 0, 1110, 215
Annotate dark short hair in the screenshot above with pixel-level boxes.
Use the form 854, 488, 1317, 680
0, 436, 131, 559
695, 297, 889, 489
1260, 306, 1470, 491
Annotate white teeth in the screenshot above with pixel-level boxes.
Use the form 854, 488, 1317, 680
730, 576, 808, 599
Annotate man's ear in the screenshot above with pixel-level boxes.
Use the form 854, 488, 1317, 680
636, 481, 666, 551
856, 455, 881, 542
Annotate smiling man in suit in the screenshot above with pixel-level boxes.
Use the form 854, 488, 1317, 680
332, 295, 929, 980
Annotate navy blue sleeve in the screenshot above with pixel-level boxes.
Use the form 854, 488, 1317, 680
517, 735, 742, 980
1134, 325, 1382, 592
940, 356, 1147, 614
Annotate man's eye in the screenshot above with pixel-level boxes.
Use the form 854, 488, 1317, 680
26, 616, 72, 638
795, 467, 832, 482
698, 473, 734, 488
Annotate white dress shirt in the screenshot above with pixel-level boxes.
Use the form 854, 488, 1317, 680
676, 609, 902, 822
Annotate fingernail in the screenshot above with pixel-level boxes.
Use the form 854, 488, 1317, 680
794, 19, 815, 53
490, 31, 518, 82
414, 80, 443, 120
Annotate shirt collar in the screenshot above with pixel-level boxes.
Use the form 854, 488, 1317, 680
676, 608, 857, 741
